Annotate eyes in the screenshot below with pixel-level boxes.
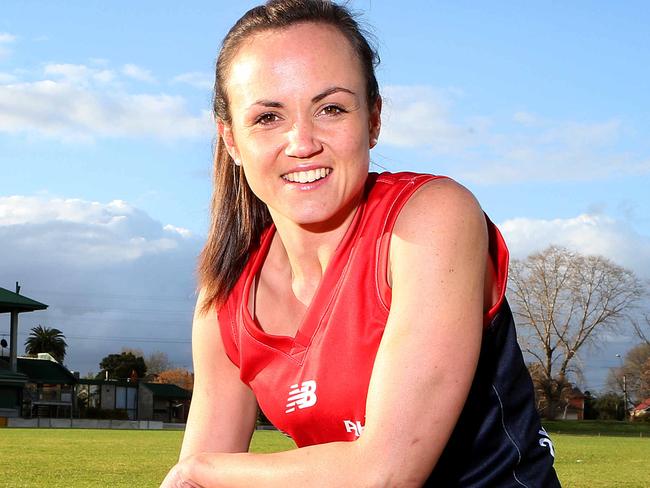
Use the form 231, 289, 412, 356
253, 104, 347, 126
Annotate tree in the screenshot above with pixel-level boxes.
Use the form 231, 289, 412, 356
24, 325, 67, 363
527, 362, 572, 419
145, 351, 174, 377
119, 347, 173, 379
632, 315, 650, 347
98, 351, 147, 380
508, 246, 644, 419
607, 343, 650, 406
593, 392, 626, 420
154, 368, 193, 391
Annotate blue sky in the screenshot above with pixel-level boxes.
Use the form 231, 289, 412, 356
1, 1, 648, 391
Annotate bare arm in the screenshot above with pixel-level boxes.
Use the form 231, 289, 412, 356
162, 179, 488, 487
179, 289, 259, 459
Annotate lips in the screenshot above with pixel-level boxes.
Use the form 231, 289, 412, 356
281, 167, 332, 184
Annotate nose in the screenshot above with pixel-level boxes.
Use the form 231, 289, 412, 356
284, 119, 322, 158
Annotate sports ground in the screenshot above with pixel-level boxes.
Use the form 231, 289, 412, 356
1, 422, 648, 487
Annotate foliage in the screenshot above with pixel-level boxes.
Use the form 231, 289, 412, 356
153, 368, 193, 391
583, 391, 597, 420
542, 419, 650, 436
98, 351, 147, 380
527, 362, 572, 419
119, 348, 174, 380
24, 324, 67, 363
508, 246, 644, 418
606, 343, 650, 406
145, 351, 174, 377
591, 392, 626, 421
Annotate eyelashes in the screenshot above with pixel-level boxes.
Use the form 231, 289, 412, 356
255, 113, 280, 125
253, 104, 348, 126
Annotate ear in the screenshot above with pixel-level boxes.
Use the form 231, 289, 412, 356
217, 119, 241, 165
368, 96, 382, 148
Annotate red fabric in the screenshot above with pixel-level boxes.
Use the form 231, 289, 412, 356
217, 172, 510, 447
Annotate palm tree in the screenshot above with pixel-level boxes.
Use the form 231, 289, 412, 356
24, 325, 67, 363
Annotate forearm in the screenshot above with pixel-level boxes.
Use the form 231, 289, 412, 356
178, 441, 381, 488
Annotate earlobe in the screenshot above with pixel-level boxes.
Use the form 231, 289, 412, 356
217, 119, 241, 164
369, 97, 382, 148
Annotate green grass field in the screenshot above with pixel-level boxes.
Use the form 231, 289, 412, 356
0, 426, 648, 487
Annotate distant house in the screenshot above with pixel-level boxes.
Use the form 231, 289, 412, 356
631, 398, 650, 420
0, 363, 28, 418
1, 353, 76, 418
561, 387, 585, 420
76, 378, 191, 422
19, 353, 77, 418
1, 354, 191, 423
139, 382, 191, 423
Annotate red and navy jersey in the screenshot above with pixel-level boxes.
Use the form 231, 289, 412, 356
217, 172, 560, 487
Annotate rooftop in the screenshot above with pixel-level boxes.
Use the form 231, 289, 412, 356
143, 382, 191, 400
0, 287, 48, 314
0, 356, 77, 385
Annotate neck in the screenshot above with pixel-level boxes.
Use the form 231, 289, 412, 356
269, 199, 361, 305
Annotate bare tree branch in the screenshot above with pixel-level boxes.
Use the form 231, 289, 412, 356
508, 245, 646, 418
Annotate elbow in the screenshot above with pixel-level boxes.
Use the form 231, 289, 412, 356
355, 442, 433, 488
365, 470, 429, 488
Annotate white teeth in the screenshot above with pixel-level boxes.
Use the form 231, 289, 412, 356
282, 167, 331, 183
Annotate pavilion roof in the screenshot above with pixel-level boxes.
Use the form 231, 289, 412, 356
143, 382, 191, 400
0, 287, 48, 314
16, 357, 77, 385
0, 360, 29, 386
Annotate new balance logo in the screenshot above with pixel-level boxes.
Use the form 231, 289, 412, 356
538, 427, 555, 458
285, 380, 317, 413
343, 420, 364, 437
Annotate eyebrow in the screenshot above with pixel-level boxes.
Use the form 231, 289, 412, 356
249, 86, 357, 109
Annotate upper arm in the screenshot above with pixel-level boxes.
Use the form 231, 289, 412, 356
359, 179, 488, 485
179, 289, 258, 460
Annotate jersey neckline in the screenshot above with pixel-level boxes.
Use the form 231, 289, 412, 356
238, 182, 370, 359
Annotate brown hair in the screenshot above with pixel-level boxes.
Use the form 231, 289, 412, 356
198, 0, 380, 312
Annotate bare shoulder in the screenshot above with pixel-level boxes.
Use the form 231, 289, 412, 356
393, 177, 487, 245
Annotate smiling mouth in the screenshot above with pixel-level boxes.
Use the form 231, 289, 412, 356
281, 168, 332, 184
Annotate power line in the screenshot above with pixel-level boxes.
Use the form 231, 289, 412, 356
25, 288, 196, 303
11, 331, 190, 344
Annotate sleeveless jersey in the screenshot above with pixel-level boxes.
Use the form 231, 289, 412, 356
217, 172, 561, 487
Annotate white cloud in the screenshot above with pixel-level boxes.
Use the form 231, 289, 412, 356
122, 63, 156, 83
0, 196, 188, 264
379, 84, 648, 183
499, 213, 650, 279
0, 65, 213, 141
44, 63, 115, 85
0, 196, 200, 374
381, 85, 474, 154
0, 72, 17, 83
172, 71, 213, 90
0, 33, 16, 43
164, 224, 192, 238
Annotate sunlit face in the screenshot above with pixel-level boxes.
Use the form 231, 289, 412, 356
220, 22, 381, 230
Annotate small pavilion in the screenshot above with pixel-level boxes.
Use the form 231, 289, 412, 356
0, 283, 48, 417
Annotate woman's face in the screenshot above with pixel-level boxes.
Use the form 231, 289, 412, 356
220, 22, 381, 230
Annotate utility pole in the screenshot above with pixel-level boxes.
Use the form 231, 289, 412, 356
616, 354, 629, 420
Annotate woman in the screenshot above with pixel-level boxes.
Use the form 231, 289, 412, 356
162, 1, 561, 486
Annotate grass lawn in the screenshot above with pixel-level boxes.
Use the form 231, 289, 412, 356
552, 434, 649, 488
0, 429, 294, 488
1, 426, 648, 487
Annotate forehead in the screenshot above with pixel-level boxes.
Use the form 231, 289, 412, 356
226, 22, 364, 102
